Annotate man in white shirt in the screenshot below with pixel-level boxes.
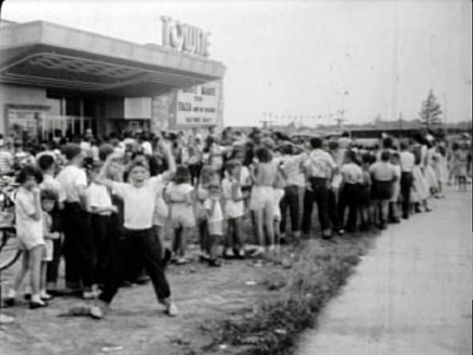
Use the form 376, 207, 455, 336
302, 137, 336, 239
56, 144, 95, 297
399, 142, 415, 219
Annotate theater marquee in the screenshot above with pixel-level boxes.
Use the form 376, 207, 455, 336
161, 16, 210, 57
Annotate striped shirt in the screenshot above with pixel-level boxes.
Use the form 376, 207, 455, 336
0, 151, 12, 175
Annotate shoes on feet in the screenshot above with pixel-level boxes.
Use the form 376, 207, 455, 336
82, 290, 97, 300
166, 303, 178, 317
29, 300, 48, 309
176, 257, 187, 265
208, 258, 222, 267
3, 297, 15, 307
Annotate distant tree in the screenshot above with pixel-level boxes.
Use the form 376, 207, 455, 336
419, 89, 442, 129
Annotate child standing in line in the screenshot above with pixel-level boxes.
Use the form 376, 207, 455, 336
37, 154, 66, 294
40, 189, 60, 301
203, 181, 224, 267
4, 165, 46, 309
86, 161, 118, 290
165, 165, 195, 265
222, 160, 245, 259
369, 150, 398, 230
339, 150, 363, 232
195, 165, 217, 261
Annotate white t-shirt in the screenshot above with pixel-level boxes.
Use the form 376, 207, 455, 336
112, 176, 164, 230
40, 175, 67, 203
341, 163, 363, 184
222, 177, 244, 218
369, 162, 397, 182
56, 165, 88, 203
86, 182, 112, 216
203, 198, 224, 223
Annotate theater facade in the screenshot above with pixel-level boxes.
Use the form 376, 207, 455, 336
0, 18, 226, 141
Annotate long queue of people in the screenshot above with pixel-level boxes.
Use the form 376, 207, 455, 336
1, 127, 470, 319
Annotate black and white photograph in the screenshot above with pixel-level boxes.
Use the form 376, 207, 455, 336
0, 0, 471, 354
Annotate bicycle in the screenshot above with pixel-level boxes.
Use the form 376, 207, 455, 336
0, 177, 20, 271
0, 178, 20, 323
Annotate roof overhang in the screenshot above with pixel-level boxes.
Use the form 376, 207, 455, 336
0, 20, 226, 96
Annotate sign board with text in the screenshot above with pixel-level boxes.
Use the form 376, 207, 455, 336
173, 80, 221, 127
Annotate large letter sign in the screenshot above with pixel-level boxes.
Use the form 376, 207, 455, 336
161, 16, 210, 57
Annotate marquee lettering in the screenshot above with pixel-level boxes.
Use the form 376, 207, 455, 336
161, 16, 210, 57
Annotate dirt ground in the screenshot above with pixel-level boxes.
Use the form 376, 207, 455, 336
0, 242, 280, 355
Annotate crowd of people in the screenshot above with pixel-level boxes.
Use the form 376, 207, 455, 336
0, 126, 471, 319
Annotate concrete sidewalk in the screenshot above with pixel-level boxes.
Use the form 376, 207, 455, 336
297, 187, 472, 355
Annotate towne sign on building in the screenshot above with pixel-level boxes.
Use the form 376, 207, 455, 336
0, 16, 225, 139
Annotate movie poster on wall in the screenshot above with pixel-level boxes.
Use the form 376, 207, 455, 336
174, 80, 221, 127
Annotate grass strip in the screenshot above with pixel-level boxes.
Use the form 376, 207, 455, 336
200, 230, 379, 355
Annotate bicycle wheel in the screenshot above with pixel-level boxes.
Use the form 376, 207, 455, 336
0, 227, 21, 271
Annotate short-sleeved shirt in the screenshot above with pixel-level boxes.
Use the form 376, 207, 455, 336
222, 177, 244, 218
304, 149, 336, 179
369, 162, 397, 182
204, 198, 224, 223
56, 165, 88, 203
400, 151, 415, 172
15, 187, 43, 249
40, 174, 67, 203
112, 176, 164, 230
341, 163, 363, 184
86, 182, 113, 216
280, 154, 306, 187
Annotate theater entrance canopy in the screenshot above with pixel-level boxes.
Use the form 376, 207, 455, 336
0, 20, 225, 97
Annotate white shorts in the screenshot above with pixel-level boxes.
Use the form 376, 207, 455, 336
170, 204, 196, 228
250, 186, 274, 213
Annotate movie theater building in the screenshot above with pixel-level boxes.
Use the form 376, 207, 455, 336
0, 18, 225, 141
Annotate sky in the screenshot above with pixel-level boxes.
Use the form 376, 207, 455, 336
2, 0, 472, 126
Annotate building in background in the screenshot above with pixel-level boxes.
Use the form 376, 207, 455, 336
0, 19, 225, 141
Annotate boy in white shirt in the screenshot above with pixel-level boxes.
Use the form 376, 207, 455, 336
222, 161, 245, 259
86, 161, 118, 290
339, 150, 363, 232
204, 181, 224, 267
91, 140, 177, 319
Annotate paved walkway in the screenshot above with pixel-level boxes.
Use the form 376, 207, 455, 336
297, 187, 472, 355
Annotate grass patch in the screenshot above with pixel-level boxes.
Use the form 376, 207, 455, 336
199, 230, 379, 355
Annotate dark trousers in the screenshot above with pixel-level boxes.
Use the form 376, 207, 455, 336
62, 202, 95, 289
90, 214, 112, 285
46, 207, 63, 285
226, 217, 242, 252
338, 183, 359, 229
400, 172, 413, 217
301, 178, 331, 233
328, 188, 341, 231
99, 228, 171, 304
46, 238, 62, 284
279, 185, 300, 233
